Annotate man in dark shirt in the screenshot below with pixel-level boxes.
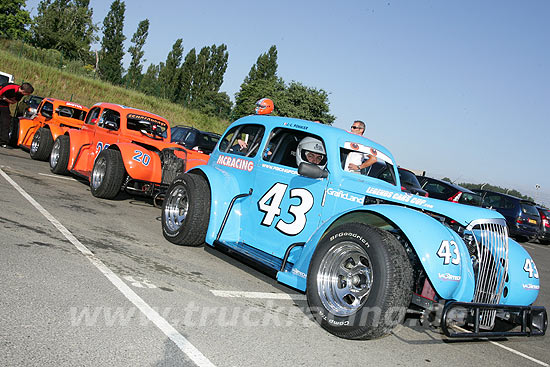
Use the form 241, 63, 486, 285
0, 82, 34, 147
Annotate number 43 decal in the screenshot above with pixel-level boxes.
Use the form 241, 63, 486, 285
437, 240, 461, 265
258, 182, 314, 236
523, 259, 539, 279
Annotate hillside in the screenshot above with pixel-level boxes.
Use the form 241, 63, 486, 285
0, 49, 230, 133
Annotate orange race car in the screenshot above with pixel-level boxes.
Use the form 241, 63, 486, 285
49, 102, 209, 201
16, 98, 89, 160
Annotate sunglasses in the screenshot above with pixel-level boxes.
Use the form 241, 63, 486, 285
351, 126, 363, 130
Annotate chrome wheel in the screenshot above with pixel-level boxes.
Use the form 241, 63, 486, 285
50, 139, 60, 168
317, 242, 374, 317
91, 156, 107, 189
30, 131, 40, 154
164, 186, 189, 233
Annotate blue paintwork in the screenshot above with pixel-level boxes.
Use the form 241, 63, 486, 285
191, 115, 540, 307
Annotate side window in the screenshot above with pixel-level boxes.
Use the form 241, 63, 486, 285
219, 124, 265, 158
503, 198, 516, 210
261, 128, 326, 169
184, 131, 197, 146
40, 101, 54, 118
171, 128, 186, 142
98, 109, 120, 130
86, 107, 101, 125
484, 194, 502, 208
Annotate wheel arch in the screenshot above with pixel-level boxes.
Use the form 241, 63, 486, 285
278, 204, 475, 302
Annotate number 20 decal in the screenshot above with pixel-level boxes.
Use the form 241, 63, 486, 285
437, 240, 461, 265
523, 259, 539, 279
257, 182, 314, 236
132, 150, 151, 166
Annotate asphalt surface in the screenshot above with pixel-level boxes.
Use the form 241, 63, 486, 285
1, 146, 549, 367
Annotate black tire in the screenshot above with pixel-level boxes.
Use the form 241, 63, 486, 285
8, 117, 19, 147
306, 223, 413, 340
50, 135, 70, 175
162, 173, 211, 246
90, 149, 125, 199
30, 127, 53, 161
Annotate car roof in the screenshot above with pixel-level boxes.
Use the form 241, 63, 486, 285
475, 189, 537, 205
42, 98, 88, 111
172, 125, 221, 138
232, 115, 397, 165
418, 176, 476, 193
91, 102, 168, 123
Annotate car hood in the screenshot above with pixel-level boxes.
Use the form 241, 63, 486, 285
362, 185, 504, 227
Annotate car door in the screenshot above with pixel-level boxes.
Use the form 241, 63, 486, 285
243, 128, 329, 261
88, 107, 121, 174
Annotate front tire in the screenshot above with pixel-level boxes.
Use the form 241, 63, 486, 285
306, 223, 413, 340
50, 135, 70, 175
162, 173, 211, 246
90, 149, 125, 199
30, 127, 54, 161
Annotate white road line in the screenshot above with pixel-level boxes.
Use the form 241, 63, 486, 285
38, 173, 77, 181
453, 326, 548, 367
211, 290, 307, 301
0, 168, 215, 367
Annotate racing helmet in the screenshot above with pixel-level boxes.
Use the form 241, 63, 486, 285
255, 98, 274, 115
296, 137, 327, 169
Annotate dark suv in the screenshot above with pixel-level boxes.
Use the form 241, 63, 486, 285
416, 176, 482, 206
364, 162, 428, 196
474, 189, 540, 241
171, 126, 221, 154
536, 206, 550, 245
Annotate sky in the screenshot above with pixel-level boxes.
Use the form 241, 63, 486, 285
24, 0, 550, 206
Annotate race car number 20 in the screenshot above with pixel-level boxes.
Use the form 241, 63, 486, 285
258, 182, 314, 236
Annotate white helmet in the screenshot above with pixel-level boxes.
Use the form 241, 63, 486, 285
296, 137, 327, 169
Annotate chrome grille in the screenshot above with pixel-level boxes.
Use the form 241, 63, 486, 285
466, 219, 509, 329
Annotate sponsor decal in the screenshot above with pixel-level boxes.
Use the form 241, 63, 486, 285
326, 188, 364, 204
365, 186, 434, 209
126, 113, 167, 127
438, 273, 461, 282
217, 154, 254, 172
282, 122, 308, 130
329, 232, 369, 246
291, 268, 307, 279
261, 163, 298, 175
522, 283, 540, 290
65, 102, 84, 109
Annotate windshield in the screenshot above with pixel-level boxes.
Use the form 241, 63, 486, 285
521, 203, 540, 216
398, 169, 421, 188
459, 192, 482, 206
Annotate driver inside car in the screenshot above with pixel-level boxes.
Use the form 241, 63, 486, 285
296, 136, 327, 169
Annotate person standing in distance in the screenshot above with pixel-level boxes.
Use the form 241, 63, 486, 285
0, 82, 34, 147
346, 120, 377, 172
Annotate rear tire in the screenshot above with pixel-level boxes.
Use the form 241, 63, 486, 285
162, 173, 211, 246
30, 127, 53, 161
306, 223, 413, 340
90, 149, 125, 199
50, 135, 70, 175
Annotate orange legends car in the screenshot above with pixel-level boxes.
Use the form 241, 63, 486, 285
49, 102, 209, 200
17, 98, 89, 160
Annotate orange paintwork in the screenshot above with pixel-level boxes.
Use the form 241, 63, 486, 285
17, 98, 88, 149
64, 102, 209, 185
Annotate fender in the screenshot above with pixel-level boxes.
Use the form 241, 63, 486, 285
67, 128, 94, 173
115, 143, 162, 183
17, 117, 40, 147
501, 239, 540, 306
185, 149, 210, 170
195, 165, 247, 245
47, 123, 67, 142
278, 204, 475, 301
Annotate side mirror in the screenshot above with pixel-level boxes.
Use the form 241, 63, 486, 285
298, 162, 328, 179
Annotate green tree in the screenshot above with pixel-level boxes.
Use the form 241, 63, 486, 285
244, 45, 278, 83
126, 19, 149, 89
30, 0, 97, 61
98, 0, 126, 85
158, 38, 184, 101
279, 82, 335, 124
0, 0, 31, 40
140, 63, 159, 96
177, 48, 196, 105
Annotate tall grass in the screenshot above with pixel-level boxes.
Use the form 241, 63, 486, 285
0, 47, 230, 133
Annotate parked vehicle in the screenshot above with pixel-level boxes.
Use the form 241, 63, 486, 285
417, 176, 482, 206
15, 98, 88, 161
363, 162, 428, 196
474, 190, 540, 241
0, 71, 14, 85
161, 115, 546, 340
49, 102, 209, 200
15, 95, 44, 118
171, 125, 221, 154
535, 206, 550, 245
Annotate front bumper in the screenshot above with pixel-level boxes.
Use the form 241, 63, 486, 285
441, 301, 547, 338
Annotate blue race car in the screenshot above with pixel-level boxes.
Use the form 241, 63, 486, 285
161, 115, 547, 340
